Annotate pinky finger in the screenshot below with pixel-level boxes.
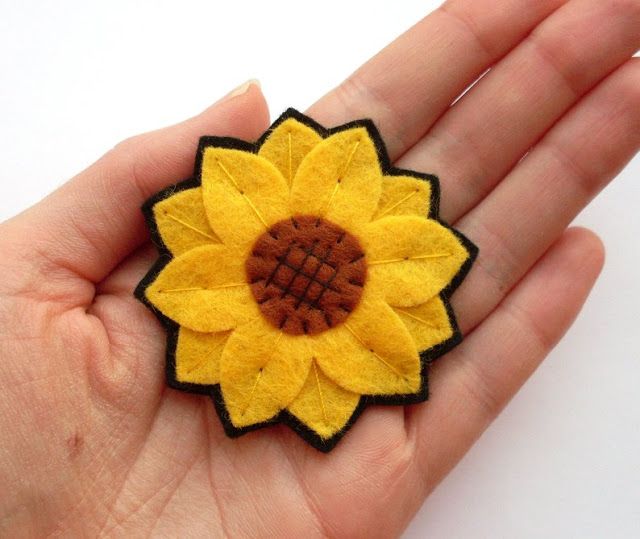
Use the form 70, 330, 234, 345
409, 226, 605, 492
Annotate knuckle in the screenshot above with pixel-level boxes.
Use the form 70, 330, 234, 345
334, 74, 367, 117
107, 133, 143, 162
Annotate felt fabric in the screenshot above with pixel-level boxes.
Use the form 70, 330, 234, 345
200, 147, 290, 252
220, 315, 313, 427
258, 117, 322, 186
153, 187, 220, 255
393, 297, 454, 352
361, 215, 470, 307
246, 216, 366, 335
373, 175, 432, 220
145, 244, 258, 333
313, 288, 422, 395
289, 127, 382, 230
287, 360, 361, 440
175, 328, 229, 385
135, 108, 478, 452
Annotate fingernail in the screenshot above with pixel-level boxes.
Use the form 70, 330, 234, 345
226, 78, 260, 100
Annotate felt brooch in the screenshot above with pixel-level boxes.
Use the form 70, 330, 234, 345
135, 109, 477, 452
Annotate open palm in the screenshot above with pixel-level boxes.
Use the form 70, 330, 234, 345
1, 0, 638, 536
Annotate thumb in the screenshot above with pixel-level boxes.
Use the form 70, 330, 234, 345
1, 80, 269, 304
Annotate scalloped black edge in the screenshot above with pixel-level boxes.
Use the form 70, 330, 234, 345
134, 107, 478, 453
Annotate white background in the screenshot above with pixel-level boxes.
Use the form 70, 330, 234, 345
1, 1, 638, 537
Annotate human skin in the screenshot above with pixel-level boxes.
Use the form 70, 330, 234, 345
0, 0, 638, 536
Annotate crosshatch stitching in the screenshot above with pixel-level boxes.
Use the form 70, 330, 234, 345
246, 216, 367, 336
266, 241, 340, 311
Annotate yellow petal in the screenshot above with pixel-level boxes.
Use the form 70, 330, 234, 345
200, 147, 290, 251
315, 292, 421, 395
362, 215, 470, 307
174, 328, 231, 385
287, 359, 361, 440
289, 127, 382, 229
393, 297, 455, 353
219, 317, 313, 428
372, 175, 433, 220
153, 187, 220, 256
258, 117, 323, 187
145, 244, 257, 332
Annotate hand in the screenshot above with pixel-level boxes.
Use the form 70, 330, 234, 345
0, 0, 638, 536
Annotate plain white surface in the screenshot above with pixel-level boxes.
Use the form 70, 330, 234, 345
1, 1, 638, 537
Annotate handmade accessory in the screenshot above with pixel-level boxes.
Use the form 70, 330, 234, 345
135, 109, 477, 452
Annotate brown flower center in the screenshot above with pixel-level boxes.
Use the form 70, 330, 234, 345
246, 216, 367, 335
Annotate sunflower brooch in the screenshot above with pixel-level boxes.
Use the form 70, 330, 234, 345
135, 109, 477, 452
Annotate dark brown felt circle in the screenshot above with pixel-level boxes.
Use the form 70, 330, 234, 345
246, 215, 367, 335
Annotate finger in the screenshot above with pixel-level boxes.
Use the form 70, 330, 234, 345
398, 0, 640, 221
454, 58, 640, 334
97, 59, 640, 315
51, 0, 563, 300
4, 81, 269, 290
307, 0, 568, 159
409, 227, 605, 491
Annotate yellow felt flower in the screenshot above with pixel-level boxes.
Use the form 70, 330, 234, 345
136, 109, 476, 451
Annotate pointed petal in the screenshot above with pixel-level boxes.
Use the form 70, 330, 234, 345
287, 360, 361, 440
315, 293, 421, 395
393, 297, 455, 353
362, 215, 470, 306
145, 244, 257, 332
372, 175, 433, 220
258, 117, 322, 187
174, 328, 230, 385
153, 187, 220, 255
200, 147, 290, 251
289, 127, 382, 229
219, 317, 313, 428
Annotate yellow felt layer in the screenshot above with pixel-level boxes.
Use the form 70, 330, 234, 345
393, 297, 454, 352
219, 317, 313, 428
289, 127, 382, 229
153, 187, 220, 256
314, 290, 421, 395
287, 360, 361, 440
175, 328, 230, 385
258, 118, 322, 188
372, 176, 432, 220
145, 244, 258, 333
362, 215, 470, 307
200, 147, 289, 252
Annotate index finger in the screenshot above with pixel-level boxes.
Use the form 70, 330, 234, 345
307, 0, 568, 159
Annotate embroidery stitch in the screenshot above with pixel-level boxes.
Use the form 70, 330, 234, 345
135, 108, 478, 452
